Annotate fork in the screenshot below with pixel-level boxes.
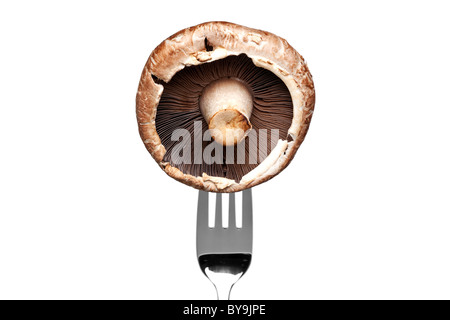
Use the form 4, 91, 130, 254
196, 190, 253, 300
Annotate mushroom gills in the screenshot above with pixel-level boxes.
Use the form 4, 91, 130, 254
155, 54, 293, 182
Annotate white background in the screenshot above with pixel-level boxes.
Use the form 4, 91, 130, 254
1, 0, 449, 300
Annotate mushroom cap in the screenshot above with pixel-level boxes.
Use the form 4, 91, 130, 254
136, 21, 315, 192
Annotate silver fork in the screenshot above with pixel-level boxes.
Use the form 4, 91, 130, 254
196, 190, 253, 300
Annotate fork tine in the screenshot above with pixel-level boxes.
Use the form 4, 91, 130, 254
242, 189, 253, 229
229, 193, 236, 229
197, 191, 209, 229
215, 193, 222, 228
197, 189, 253, 300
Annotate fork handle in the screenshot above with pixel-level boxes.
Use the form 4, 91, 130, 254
213, 278, 235, 300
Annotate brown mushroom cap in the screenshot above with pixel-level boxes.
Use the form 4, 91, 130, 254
136, 21, 315, 192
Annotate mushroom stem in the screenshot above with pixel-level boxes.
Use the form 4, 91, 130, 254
199, 78, 253, 146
